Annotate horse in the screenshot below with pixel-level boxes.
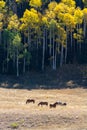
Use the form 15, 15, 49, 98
54, 101, 62, 105
26, 99, 35, 104
54, 101, 67, 106
38, 101, 48, 106
49, 103, 56, 108
62, 102, 67, 106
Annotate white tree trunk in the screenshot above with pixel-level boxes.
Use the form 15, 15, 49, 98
17, 48, 19, 77
70, 31, 73, 48
42, 29, 45, 71
23, 57, 25, 73
65, 31, 68, 64
13, 50, 16, 69
49, 28, 52, 56
54, 45, 57, 70
52, 27, 55, 70
83, 20, 86, 38
45, 28, 48, 51
28, 28, 30, 47
60, 44, 64, 67
0, 31, 1, 44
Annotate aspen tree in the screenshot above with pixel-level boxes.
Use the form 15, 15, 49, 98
12, 34, 21, 77
82, 8, 87, 38
46, 1, 57, 69
74, 7, 83, 55
20, 8, 40, 70
63, 13, 75, 63
41, 16, 48, 71
8, 14, 21, 76
0, 0, 5, 44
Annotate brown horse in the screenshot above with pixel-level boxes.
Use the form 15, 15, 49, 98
26, 99, 35, 104
54, 101, 67, 106
54, 101, 62, 105
62, 102, 67, 106
49, 103, 56, 108
38, 101, 48, 106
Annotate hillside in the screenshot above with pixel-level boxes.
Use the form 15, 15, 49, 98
0, 64, 87, 89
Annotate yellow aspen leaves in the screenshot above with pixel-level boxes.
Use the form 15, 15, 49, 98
0, 22, 3, 30
74, 7, 83, 24
61, 0, 76, 7
29, 0, 42, 8
42, 16, 48, 25
0, 0, 5, 9
63, 13, 75, 28
83, 8, 87, 22
8, 14, 20, 30
20, 8, 40, 31
48, 1, 57, 11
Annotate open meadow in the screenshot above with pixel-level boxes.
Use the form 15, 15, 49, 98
0, 88, 87, 130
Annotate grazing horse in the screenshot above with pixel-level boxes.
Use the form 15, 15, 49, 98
62, 102, 67, 106
38, 101, 48, 106
26, 99, 35, 104
54, 101, 62, 105
49, 103, 56, 108
54, 101, 67, 106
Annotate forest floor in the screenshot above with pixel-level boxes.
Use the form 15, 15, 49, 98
0, 64, 87, 89
0, 88, 87, 130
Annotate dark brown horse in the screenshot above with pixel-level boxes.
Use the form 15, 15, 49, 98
38, 101, 48, 106
62, 102, 67, 106
26, 99, 35, 104
49, 103, 56, 108
54, 101, 67, 106
54, 101, 62, 105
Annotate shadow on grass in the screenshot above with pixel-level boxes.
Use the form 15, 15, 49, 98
0, 64, 87, 89
0, 73, 87, 90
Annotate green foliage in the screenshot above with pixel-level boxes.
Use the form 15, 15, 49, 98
83, 0, 87, 7
13, 33, 21, 48
0, 0, 5, 9
23, 49, 31, 64
10, 122, 19, 129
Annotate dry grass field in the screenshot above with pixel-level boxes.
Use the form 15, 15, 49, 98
0, 88, 87, 130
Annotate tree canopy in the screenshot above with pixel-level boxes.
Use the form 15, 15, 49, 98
0, 0, 87, 76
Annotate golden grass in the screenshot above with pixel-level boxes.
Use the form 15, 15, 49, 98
0, 88, 87, 130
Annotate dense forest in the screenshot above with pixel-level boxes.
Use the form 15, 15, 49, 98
0, 0, 87, 76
